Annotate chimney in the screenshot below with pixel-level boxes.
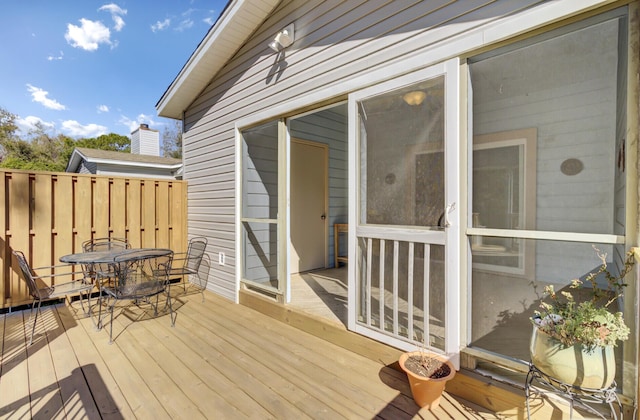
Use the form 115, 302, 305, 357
130, 123, 159, 156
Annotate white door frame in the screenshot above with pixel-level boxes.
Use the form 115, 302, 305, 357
347, 58, 461, 366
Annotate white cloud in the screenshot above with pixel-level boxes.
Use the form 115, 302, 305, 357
47, 51, 64, 61
175, 19, 194, 32
15, 116, 56, 135
151, 18, 171, 32
26, 84, 66, 111
61, 120, 108, 137
119, 114, 160, 133
112, 15, 125, 31
203, 17, 215, 26
97, 104, 110, 113
99, 4, 127, 31
65, 18, 111, 51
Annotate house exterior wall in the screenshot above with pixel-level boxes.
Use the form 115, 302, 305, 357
180, 0, 625, 301
79, 160, 96, 174
95, 163, 178, 180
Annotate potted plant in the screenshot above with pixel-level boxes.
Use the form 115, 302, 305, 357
398, 349, 456, 409
530, 246, 638, 389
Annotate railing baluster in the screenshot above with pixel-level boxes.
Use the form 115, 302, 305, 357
366, 237, 373, 326
408, 242, 415, 342
392, 240, 399, 335
379, 239, 385, 330
424, 244, 431, 347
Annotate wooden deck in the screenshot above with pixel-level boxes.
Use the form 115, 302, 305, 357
0, 287, 501, 419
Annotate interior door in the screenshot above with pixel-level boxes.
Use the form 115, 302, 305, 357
290, 139, 328, 274
347, 59, 461, 365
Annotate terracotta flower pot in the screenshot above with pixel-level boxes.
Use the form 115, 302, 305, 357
530, 326, 615, 389
399, 351, 456, 409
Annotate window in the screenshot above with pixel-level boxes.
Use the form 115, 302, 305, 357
472, 128, 536, 276
468, 9, 632, 392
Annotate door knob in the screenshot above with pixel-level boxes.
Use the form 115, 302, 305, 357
321, 214, 326, 220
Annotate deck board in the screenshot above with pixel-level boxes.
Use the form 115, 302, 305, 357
1, 290, 499, 419
0, 312, 31, 419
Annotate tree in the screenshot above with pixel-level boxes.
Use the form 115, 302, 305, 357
0, 121, 73, 171
76, 133, 130, 152
162, 120, 182, 158
0, 107, 18, 141
0, 107, 18, 161
0, 107, 133, 172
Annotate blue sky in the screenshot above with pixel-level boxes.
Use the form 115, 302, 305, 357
0, 1, 228, 138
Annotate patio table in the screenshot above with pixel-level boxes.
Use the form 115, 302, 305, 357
60, 248, 174, 329
60, 248, 173, 265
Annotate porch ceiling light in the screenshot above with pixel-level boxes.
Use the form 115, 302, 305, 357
268, 23, 295, 52
403, 90, 426, 106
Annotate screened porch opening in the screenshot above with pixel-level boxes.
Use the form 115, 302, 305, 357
468, 7, 634, 396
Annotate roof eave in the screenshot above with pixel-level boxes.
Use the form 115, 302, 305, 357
156, 0, 280, 119
65, 149, 87, 173
91, 158, 183, 170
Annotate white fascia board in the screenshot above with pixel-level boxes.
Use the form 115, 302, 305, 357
65, 149, 86, 172
87, 157, 183, 170
156, 0, 279, 119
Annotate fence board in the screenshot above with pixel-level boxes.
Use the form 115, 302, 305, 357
157, 182, 169, 246
142, 182, 156, 247
0, 169, 187, 308
127, 179, 142, 248
55, 176, 74, 272
94, 178, 110, 238
9, 173, 30, 306
34, 175, 52, 270
0, 170, 6, 304
75, 177, 92, 250
111, 178, 126, 239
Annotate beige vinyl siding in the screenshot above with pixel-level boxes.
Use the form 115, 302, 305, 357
179, 0, 604, 299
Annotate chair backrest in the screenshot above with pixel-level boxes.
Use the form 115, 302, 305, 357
83, 237, 130, 252
12, 250, 44, 300
185, 237, 207, 272
109, 252, 173, 300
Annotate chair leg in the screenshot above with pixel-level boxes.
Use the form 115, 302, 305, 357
108, 302, 115, 344
97, 290, 108, 331
28, 299, 42, 346
195, 274, 205, 303
167, 289, 175, 327
79, 286, 92, 315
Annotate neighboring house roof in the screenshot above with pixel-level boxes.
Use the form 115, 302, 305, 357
156, 0, 280, 119
66, 147, 182, 173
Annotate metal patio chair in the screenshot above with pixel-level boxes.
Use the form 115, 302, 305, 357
13, 250, 95, 345
80, 237, 131, 305
97, 250, 174, 343
168, 237, 208, 302
82, 237, 130, 252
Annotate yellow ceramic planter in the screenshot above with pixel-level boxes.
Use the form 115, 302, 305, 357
530, 327, 615, 389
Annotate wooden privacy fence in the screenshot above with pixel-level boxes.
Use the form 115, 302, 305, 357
0, 169, 188, 309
